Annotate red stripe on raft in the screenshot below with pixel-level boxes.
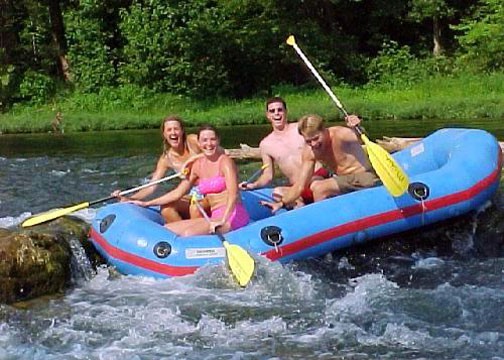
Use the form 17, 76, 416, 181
264, 151, 502, 261
89, 227, 199, 277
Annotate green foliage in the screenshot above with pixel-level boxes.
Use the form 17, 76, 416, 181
63, 85, 156, 112
119, 0, 230, 97
0, 0, 61, 109
2, 71, 504, 134
367, 41, 416, 86
0, 62, 17, 111
18, 70, 56, 104
409, 0, 455, 21
454, 0, 504, 71
117, 0, 358, 98
1, 0, 503, 115
367, 41, 455, 89
407, 0, 469, 56
64, 0, 122, 91
17, 1, 53, 69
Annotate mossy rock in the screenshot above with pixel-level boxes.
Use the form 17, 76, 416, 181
0, 216, 101, 304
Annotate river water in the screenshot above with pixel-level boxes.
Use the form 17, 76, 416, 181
1, 122, 504, 359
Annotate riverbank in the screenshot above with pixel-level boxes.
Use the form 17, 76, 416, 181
1, 73, 504, 134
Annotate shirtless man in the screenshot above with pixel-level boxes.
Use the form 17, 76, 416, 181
239, 97, 328, 204
262, 114, 379, 212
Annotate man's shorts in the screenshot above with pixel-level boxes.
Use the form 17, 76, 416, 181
333, 171, 380, 194
300, 167, 331, 204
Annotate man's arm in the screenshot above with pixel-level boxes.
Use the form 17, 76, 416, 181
280, 149, 315, 207
239, 150, 274, 190
260, 150, 315, 213
259, 144, 315, 212
338, 125, 362, 144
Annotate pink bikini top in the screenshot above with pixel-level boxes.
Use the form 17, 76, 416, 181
196, 155, 227, 195
198, 176, 227, 195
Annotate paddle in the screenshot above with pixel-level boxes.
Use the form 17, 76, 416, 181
22, 172, 183, 228
286, 35, 409, 197
245, 164, 269, 184
192, 195, 255, 287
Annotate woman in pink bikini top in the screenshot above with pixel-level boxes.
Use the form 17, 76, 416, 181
130, 124, 249, 237
197, 168, 227, 195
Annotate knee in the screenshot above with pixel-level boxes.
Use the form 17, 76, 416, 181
310, 182, 326, 202
189, 204, 202, 219
310, 181, 335, 202
161, 205, 182, 223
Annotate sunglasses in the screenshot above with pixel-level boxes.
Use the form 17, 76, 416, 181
267, 107, 285, 114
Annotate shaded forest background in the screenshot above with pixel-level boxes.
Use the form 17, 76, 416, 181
1, 0, 503, 113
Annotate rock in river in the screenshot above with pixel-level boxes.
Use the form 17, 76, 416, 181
0, 217, 97, 304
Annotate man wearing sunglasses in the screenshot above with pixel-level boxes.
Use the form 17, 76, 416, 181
239, 97, 329, 206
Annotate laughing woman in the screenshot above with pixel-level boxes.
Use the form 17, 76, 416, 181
112, 115, 204, 223
129, 124, 250, 236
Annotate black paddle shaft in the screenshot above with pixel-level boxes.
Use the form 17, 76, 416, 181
89, 195, 116, 206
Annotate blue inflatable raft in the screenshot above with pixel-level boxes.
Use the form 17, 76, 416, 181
89, 128, 502, 278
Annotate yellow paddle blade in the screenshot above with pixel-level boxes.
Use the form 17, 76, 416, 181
21, 202, 90, 228
286, 35, 296, 46
360, 134, 409, 197
222, 241, 255, 287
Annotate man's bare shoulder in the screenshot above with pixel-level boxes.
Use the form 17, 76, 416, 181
328, 125, 351, 133
259, 131, 274, 146
329, 125, 359, 140
258, 131, 276, 152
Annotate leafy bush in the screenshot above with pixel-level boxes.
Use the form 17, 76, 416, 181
0, 62, 17, 111
118, 1, 227, 97
367, 41, 416, 87
454, 0, 504, 72
64, 0, 120, 92
366, 41, 455, 89
18, 70, 55, 104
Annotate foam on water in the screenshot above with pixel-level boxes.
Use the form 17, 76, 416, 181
413, 256, 445, 269
50, 169, 71, 177
0, 212, 31, 228
70, 208, 97, 223
1, 257, 504, 359
0, 260, 323, 359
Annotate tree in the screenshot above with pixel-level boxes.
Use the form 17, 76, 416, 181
454, 0, 504, 71
0, 0, 21, 109
64, 0, 130, 91
46, 0, 71, 81
409, 0, 455, 56
119, 0, 229, 96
